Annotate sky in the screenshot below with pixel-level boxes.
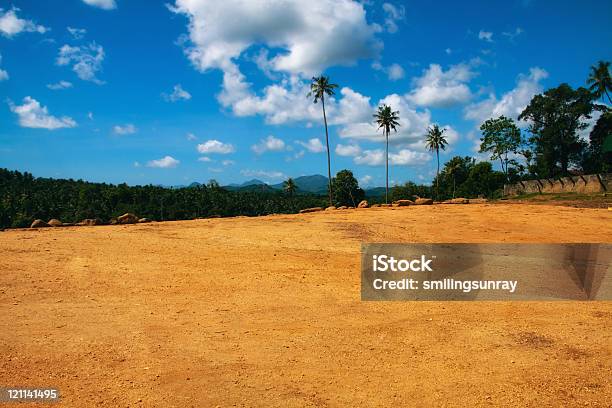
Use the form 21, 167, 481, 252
0, 0, 611, 187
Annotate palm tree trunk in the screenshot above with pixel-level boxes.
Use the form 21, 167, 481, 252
322, 96, 333, 206
385, 128, 389, 204
453, 175, 456, 199
436, 149, 440, 201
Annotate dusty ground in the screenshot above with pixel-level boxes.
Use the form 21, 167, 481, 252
1, 204, 611, 407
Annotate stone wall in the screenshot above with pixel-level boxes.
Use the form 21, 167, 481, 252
504, 173, 611, 196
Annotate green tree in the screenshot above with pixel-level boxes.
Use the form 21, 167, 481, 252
425, 124, 448, 201
373, 105, 401, 204
587, 60, 612, 104
585, 110, 612, 173
518, 84, 594, 177
308, 76, 339, 207
331, 170, 364, 207
479, 116, 523, 182
283, 177, 297, 198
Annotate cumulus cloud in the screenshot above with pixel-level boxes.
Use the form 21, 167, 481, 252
382, 3, 405, 33
56, 43, 105, 84
240, 169, 286, 181
252, 135, 286, 154
9, 96, 77, 130
372, 61, 405, 81
360, 174, 373, 186
197, 139, 235, 154
82, 0, 117, 10
162, 84, 192, 102
296, 138, 325, 153
147, 155, 180, 168
464, 67, 548, 125
335, 143, 362, 157
354, 148, 430, 166
0, 8, 48, 38
406, 62, 476, 107
478, 30, 493, 42
67, 27, 86, 40
47, 80, 73, 90
113, 124, 137, 135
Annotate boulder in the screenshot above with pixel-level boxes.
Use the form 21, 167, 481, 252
30, 219, 50, 228
380, 203, 392, 207
414, 198, 434, 205
393, 199, 414, 206
337, 206, 348, 210
109, 218, 118, 225
357, 200, 369, 208
469, 198, 488, 204
299, 207, 324, 214
48, 219, 63, 227
138, 218, 152, 223
443, 198, 469, 204
117, 213, 139, 224
78, 218, 103, 226
371, 204, 381, 208
325, 206, 337, 211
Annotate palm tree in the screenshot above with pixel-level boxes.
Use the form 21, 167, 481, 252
447, 161, 460, 199
587, 60, 612, 104
373, 105, 401, 204
283, 177, 297, 198
425, 125, 448, 201
308, 76, 338, 206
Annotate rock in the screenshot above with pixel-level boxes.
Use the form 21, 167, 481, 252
380, 203, 392, 207
109, 218, 118, 225
337, 206, 348, 210
325, 206, 337, 211
371, 204, 381, 208
78, 218, 103, 226
138, 218, 152, 223
117, 213, 139, 224
393, 199, 414, 206
30, 219, 50, 228
415, 198, 434, 205
443, 198, 469, 204
357, 200, 369, 208
469, 198, 488, 204
48, 219, 63, 227
299, 207, 324, 214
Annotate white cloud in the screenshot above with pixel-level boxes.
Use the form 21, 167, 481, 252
240, 169, 285, 181
478, 30, 493, 42
147, 156, 180, 168
382, 3, 405, 33
133, 161, 141, 168
354, 148, 429, 166
56, 43, 105, 84
372, 61, 405, 81
197, 156, 212, 162
9, 96, 77, 130
464, 67, 548, 125
335, 143, 362, 157
222, 159, 235, 166
0, 53, 7, 81
406, 63, 476, 107
502, 27, 523, 41
162, 84, 192, 102
87, 111, 94, 120
252, 135, 286, 154
113, 124, 137, 135
297, 138, 325, 153
171, 0, 382, 77
360, 174, 373, 186
197, 139, 235, 154
82, 0, 117, 10
0, 8, 48, 38
47, 80, 73, 90
67, 27, 86, 40
186, 132, 197, 141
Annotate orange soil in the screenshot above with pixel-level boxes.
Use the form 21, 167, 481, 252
1, 204, 611, 407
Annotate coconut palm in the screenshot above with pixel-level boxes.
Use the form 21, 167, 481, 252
283, 177, 297, 198
447, 161, 460, 199
308, 76, 338, 206
373, 105, 401, 204
425, 125, 448, 201
587, 60, 612, 104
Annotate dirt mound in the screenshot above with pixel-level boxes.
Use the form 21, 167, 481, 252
48, 219, 63, 227
117, 213, 139, 224
415, 198, 433, 205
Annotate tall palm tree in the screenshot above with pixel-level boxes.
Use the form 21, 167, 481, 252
587, 60, 612, 104
283, 177, 297, 198
308, 76, 338, 206
425, 125, 448, 201
447, 162, 460, 199
373, 105, 400, 204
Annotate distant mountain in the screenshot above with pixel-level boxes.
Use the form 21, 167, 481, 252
270, 175, 329, 193
364, 187, 386, 197
240, 179, 266, 187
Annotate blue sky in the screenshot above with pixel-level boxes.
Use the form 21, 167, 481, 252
1, 0, 610, 187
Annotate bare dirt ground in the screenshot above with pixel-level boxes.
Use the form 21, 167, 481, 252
1, 204, 611, 407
